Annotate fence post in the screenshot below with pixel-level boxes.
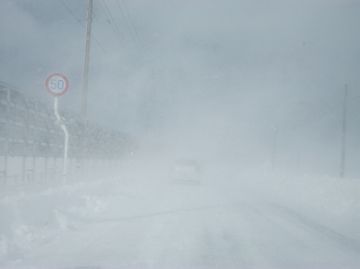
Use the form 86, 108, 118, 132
21, 156, 26, 183
44, 156, 48, 182
32, 155, 36, 182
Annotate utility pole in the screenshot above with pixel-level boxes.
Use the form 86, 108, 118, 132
271, 126, 278, 171
340, 84, 348, 178
81, 0, 93, 121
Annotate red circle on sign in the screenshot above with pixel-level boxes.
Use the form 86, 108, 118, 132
45, 73, 69, 96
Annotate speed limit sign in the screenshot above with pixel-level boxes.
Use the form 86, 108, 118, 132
45, 73, 69, 96
45, 73, 70, 178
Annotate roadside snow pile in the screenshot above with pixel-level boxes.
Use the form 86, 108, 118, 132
0, 180, 117, 263
241, 173, 360, 240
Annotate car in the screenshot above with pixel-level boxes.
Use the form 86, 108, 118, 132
169, 159, 202, 185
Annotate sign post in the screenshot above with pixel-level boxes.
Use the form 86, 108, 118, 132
45, 73, 70, 180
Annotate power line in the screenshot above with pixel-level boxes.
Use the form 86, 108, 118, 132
58, 0, 107, 53
115, 0, 139, 43
59, 0, 82, 23
59, 0, 145, 54
99, 0, 144, 50
99, 0, 125, 42
115, 0, 144, 49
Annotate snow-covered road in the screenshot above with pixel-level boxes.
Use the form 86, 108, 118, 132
1, 167, 360, 269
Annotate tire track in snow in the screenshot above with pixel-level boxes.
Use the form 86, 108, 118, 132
236, 201, 360, 268
267, 203, 360, 254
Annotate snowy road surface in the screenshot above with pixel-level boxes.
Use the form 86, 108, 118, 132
1, 170, 360, 269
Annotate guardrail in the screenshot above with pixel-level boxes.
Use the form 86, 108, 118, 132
0, 82, 135, 185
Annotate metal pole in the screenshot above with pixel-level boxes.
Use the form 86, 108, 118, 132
271, 126, 278, 171
44, 157, 48, 182
3, 88, 10, 184
54, 97, 69, 179
22, 156, 26, 182
340, 84, 348, 178
81, 0, 93, 120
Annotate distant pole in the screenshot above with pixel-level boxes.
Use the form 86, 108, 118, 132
340, 84, 348, 178
81, 0, 93, 121
271, 126, 278, 170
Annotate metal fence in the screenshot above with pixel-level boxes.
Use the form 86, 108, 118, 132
0, 82, 135, 185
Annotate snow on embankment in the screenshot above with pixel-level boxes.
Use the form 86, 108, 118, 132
0, 180, 123, 263
242, 173, 360, 240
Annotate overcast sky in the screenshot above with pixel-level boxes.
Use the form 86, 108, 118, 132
1, 0, 360, 174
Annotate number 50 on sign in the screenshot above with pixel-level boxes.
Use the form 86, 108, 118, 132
45, 73, 69, 97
